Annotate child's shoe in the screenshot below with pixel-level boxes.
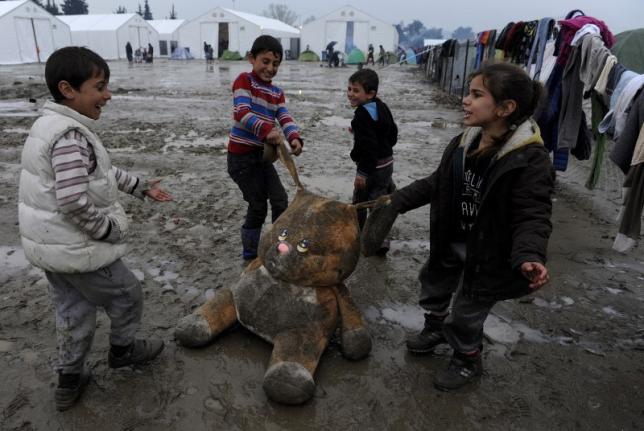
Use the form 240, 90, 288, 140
55, 372, 90, 411
405, 313, 447, 353
108, 338, 164, 369
433, 351, 482, 391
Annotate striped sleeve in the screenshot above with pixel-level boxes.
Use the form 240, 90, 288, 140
233, 73, 275, 140
52, 130, 111, 240
275, 92, 301, 144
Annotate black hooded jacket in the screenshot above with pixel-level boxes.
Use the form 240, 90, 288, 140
350, 97, 398, 176
391, 120, 555, 301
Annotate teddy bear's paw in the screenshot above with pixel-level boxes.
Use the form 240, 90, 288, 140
341, 327, 372, 360
263, 361, 315, 405
174, 313, 214, 347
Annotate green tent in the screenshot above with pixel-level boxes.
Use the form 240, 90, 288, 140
298, 50, 320, 62
612, 28, 644, 74
346, 48, 366, 64
221, 50, 243, 60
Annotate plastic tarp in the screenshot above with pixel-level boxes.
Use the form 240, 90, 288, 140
170, 47, 193, 60
346, 48, 365, 64
612, 28, 644, 74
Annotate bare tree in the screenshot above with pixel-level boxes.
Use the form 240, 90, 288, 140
168, 4, 177, 19
302, 15, 315, 25
262, 3, 297, 26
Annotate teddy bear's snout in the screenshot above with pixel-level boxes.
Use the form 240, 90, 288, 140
277, 242, 290, 255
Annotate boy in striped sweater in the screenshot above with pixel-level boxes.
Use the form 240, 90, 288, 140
18, 47, 172, 411
227, 35, 303, 260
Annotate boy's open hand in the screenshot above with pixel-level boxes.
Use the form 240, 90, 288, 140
144, 179, 173, 202
289, 138, 303, 156
354, 175, 367, 190
520, 261, 549, 290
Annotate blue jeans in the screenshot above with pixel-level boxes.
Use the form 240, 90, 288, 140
227, 151, 288, 229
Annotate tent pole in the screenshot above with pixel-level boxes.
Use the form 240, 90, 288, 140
30, 18, 41, 63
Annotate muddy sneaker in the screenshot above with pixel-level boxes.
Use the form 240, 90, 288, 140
433, 352, 482, 391
406, 314, 447, 353
55, 372, 90, 412
108, 339, 164, 369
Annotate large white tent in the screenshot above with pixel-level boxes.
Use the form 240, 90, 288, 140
59, 14, 159, 60
301, 5, 398, 58
178, 7, 300, 60
0, 0, 71, 64
149, 19, 185, 57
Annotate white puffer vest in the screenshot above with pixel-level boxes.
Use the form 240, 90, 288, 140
19, 101, 129, 273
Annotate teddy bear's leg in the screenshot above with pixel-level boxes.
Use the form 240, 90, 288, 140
263, 328, 331, 405
333, 284, 372, 360
174, 288, 237, 347
262, 288, 338, 405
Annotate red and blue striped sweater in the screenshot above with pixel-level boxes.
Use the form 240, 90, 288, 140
228, 71, 301, 154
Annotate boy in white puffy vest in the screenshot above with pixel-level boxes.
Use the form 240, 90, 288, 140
18, 47, 172, 411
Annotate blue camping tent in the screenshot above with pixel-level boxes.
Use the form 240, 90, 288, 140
170, 47, 194, 60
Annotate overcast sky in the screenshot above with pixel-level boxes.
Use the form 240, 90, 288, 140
85, 0, 642, 34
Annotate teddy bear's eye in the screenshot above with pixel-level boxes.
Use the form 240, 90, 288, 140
296, 239, 310, 253
278, 229, 288, 241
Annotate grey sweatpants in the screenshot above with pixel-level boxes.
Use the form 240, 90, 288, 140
45, 259, 143, 374
418, 243, 495, 353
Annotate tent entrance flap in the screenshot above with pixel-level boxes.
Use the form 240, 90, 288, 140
129, 25, 141, 48
345, 21, 354, 53
199, 22, 218, 59
33, 18, 55, 61
15, 17, 38, 63
218, 22, 229, 57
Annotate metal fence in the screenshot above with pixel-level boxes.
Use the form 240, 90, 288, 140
423, 40, 478, 99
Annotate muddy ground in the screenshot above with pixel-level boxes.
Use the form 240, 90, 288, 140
0, 59, 643, 430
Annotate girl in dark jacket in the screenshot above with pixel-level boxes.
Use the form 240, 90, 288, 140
385, 63, 555, 390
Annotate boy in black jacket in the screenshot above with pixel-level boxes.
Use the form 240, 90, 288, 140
347, 69, 398, 254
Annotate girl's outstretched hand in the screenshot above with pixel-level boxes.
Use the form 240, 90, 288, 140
520, 261, 549, 290
144, 179, 173, 202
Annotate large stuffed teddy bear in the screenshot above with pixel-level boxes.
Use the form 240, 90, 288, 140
175, 148, 373, 405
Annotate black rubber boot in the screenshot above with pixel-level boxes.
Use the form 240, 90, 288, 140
241, 227, 261, 260
55, 372, 90, 411
433, 351, 483, 391
405, 313, 447, 353
108, 338, 164, 369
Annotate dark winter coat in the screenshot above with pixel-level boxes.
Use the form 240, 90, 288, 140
350, 97, 397, 176
391, 120, 555, 301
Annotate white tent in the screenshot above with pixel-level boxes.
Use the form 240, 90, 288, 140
178, 7, 300, 60
59, 14, 159, 60
149, 19, 185, 57
0, 0, 71, 64
301, 5, 398, 59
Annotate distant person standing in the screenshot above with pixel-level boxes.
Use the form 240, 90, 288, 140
367, 43, 375, 66
378, 45, 386, 66
147, 43, 154, 63
125, 42, 133, 64
203, 41, 208, 59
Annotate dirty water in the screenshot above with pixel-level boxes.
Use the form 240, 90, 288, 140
0, 59, 643, 430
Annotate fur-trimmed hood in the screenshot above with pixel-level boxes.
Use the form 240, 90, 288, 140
458, 119, 544, 160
